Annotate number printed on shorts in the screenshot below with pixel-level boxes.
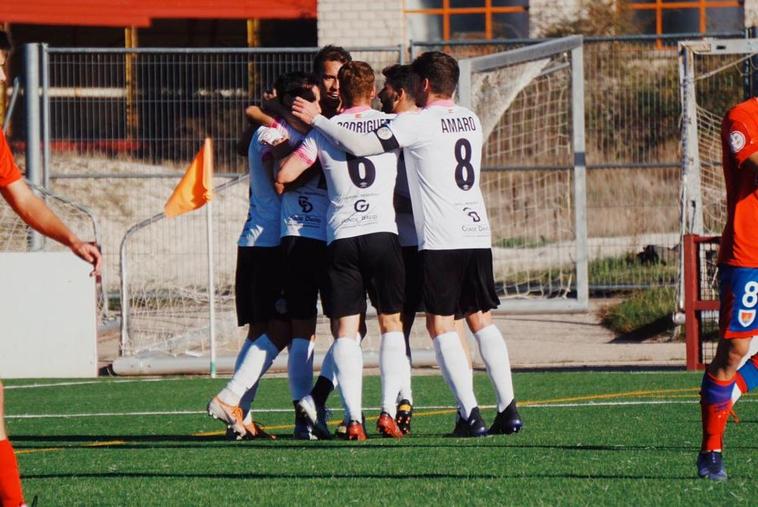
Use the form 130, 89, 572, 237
742, 281, 758, 308
346, 154, 376, 188
454, 138, 475, 191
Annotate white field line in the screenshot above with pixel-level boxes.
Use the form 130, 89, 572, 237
6, 399, 756, 420
4, 378, 185, 389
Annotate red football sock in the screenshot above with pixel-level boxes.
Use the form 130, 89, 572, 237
0, 438, 25, 507
700, 373, 734, 452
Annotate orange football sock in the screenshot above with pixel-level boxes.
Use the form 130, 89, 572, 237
0, 438, 24, 507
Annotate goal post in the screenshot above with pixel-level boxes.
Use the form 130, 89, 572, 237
458, 35, 588, 313
678, 37, 758, 368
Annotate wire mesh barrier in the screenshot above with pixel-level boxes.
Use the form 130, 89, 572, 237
119, 175, 248, 357
458, 37, 587, 311
36, 46, 402, 310
0, 181, 107, 320
413, 32, 744, 292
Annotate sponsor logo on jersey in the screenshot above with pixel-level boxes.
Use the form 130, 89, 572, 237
354, 199, 370, 212
729, 130, 746, 153
298, 196, 313, 213
376, 126, 393, 140
739, 308, 756, 327
463, 207, 481, 222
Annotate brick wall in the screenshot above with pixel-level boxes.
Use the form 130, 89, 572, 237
317, 0, 404, 47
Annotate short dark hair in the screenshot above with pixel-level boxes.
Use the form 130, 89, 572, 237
381, 64, 419, 101
313, 45, 352, 74
338, 61, 375, 107
274, 71, 319, 104
411, 51, 459, 97
0, 31, 12, 52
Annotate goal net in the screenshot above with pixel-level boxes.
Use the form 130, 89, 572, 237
679, 38, 758, 367
458, 35, 588, 313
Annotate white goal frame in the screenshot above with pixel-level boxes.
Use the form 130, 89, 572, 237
458, 35, 588, 313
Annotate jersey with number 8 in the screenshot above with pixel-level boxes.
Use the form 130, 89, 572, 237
386, 100, 491, 250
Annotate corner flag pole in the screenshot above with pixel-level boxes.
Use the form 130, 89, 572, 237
207, 199, 217, 378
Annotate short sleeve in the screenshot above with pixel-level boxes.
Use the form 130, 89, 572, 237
387, 112, 422, 149
293, 131, 319, 165
0, 130, 22, 188
724, 110, 758, 167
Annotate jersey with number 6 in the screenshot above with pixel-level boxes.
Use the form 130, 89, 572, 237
384, 99, 490, 250
294, 106, 399, 244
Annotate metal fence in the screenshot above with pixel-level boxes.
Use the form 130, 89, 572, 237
20, 45, 403, 313
412, 32, 745, 292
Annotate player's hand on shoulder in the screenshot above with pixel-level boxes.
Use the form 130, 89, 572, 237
70, 240, 102, 278
292, 97, 321, 126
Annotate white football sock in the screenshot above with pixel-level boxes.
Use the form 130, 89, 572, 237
288, 338, 314, 401
379, 331, 408, 417
333, 336, 364, 422
219, 335, 279, 405
233, 338, 258, 416
320, 343, 338, 388
397, 352, 414, 405
433, 331, 478, 420
475, 324, 515, 412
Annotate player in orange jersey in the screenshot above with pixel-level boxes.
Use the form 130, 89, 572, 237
0, 29, 101, 507
696, 96, 758, 481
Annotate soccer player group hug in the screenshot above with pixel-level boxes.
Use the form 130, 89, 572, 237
205, 45, 523, 442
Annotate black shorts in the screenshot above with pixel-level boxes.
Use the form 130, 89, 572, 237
327, 232, 405, 319
421, 248, 500, 317
402, 246, 424, 314
235, 246, 288, 326
281, 236, 330, 319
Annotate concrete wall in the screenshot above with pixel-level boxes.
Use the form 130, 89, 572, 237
747, 0, 758, 28
318, 0, 404, 48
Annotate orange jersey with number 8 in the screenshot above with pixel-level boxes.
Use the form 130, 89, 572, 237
718, 97, 758, 268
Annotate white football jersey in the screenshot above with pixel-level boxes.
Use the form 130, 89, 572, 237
238, 124, 286, 247
395, 151, 417, 248
294, 106, 399, 244
279, 121, 328, 241
387, 100, 491, 250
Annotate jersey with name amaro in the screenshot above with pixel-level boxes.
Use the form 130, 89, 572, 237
238, 123, 289, 247
718, 97, 758, 268
295, 106, 398, 244
279, 121, 328, 241
385, 100, 491, 250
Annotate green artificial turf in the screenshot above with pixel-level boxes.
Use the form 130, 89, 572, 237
4, 372, 756, 505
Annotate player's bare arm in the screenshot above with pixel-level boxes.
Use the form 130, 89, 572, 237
292, 97, 394, 157
263, 98, 313, 135
245, 105, 277, 129
0, 179, 102, 276
276, 150, 311, 190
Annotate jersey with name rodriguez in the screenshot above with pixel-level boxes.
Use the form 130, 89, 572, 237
294, 106, 399, 244
238, 123, 290, 247
382, 100, 491, 250
278, 121, 328, 241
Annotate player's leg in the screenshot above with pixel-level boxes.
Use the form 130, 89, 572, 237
208, 247, 288, 437
731, 350, 758, 403
461, 249, 521, 434
422, 250, 485, 437
698, 266, 756, 480
327, 237, 367, 440
281, 236, 321, 440
0, 382, 25, 507
364, 233, 407, 438
396, 245, 422, 434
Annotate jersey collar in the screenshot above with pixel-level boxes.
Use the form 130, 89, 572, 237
341, 105, 372, 114
425, 99, 455, 108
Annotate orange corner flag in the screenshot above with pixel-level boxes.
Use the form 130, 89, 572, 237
164, 138, 214, 217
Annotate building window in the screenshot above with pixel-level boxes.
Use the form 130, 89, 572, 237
404, 0, 529, 41
626, 0, 743, 36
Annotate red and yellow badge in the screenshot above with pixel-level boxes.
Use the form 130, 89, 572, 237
738, 309, 756, 327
